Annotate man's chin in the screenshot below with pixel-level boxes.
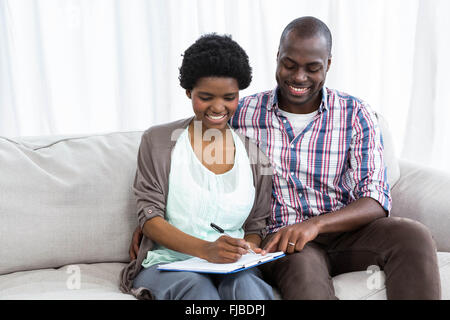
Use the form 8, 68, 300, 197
280, 87, 321, 110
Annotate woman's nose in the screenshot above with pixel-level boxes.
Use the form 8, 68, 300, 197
209, 101, 227, 113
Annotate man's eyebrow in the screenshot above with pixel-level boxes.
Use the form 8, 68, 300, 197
307, 61, 323, 65
281, 57, 323, 66
281, 57, 296, 64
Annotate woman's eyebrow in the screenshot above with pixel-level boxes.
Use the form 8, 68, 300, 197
223, 92, 238, 97
197, 91, 238, 97
197, 91, 214, 96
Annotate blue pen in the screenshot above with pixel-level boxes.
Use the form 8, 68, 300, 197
210, 223, 256, 254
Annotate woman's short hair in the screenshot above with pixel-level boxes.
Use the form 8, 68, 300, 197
179, 33, 252, 90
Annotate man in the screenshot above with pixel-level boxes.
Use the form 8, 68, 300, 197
130, 16, 441, 299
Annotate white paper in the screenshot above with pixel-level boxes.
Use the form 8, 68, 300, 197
157, 251, 285, 273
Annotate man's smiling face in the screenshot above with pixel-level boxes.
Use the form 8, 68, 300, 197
275, 31, 331, 114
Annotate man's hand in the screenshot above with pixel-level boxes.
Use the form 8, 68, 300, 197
263, 219, 320, 254
129, 226, 143, 260
263, 198, 386, 254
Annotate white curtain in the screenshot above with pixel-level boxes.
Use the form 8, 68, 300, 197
0, 0, 449, 172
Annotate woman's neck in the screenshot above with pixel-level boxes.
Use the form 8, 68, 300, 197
188, 120, 235, 174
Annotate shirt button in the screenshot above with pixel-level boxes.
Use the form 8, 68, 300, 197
298, 193, 303, 198
147, 209, 152, 214
291, 171, 295, 175
283, 120, 287, 123
291, 145, 295, 149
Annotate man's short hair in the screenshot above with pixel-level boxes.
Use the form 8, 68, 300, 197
280, 16, 332, 56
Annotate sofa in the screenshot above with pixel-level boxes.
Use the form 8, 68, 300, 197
1, 114, 449, 300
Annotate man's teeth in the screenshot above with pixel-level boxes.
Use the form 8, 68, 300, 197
289, 85, 308, 93
207, 114, 227, 120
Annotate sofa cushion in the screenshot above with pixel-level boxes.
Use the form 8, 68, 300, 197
0, 132, 143, 275
332, 252, 450, 300
0, 263, 134, 299
1, 252, 449, 299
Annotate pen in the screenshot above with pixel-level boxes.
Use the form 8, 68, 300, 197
210, 223, 256, 254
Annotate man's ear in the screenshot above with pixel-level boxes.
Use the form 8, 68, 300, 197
326, 55, 332, 72
186, 90, 192, 99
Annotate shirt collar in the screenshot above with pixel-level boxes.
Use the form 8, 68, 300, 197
268, 86, 329, 113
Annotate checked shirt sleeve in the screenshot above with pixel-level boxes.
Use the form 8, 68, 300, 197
348, 104, 392, 215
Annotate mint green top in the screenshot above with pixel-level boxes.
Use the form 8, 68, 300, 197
141, 127, 255, 268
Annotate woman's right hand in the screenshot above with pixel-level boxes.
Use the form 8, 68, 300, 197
201, 235, 250, 263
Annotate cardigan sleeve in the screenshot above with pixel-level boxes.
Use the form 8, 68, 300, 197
242, 138, 273, 240
133, 129, 168, 229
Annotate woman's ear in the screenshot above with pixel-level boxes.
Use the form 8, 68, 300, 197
186, 90, 192, 99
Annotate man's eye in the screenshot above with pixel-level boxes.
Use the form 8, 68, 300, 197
224, 96, 236, 101
284, 63, 295, 70
199, 97, 212, 101
309, 66, 322, 72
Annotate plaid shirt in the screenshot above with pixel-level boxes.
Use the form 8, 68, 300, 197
231, 87, 392, 234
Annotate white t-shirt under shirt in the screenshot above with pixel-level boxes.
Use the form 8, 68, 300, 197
278, 108, 318, 137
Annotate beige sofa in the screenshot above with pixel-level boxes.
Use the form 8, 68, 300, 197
1, 115, 449, 300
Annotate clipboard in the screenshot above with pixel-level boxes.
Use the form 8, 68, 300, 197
157, 251, 285, 274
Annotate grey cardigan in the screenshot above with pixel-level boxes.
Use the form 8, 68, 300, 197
119, 117, 273, 299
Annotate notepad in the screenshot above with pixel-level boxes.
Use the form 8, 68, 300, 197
157, 251, 285, 274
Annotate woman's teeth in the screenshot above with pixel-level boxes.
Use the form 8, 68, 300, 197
207, 114, 227, 120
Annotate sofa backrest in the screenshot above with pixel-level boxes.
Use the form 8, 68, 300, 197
0, 114, 400, 276
375, 112, 400, 189
0, 132, 142, 275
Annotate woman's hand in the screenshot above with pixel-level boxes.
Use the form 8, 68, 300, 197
201, 235, 251, 263
244, 234, 266, 256
247, 241, 267, 255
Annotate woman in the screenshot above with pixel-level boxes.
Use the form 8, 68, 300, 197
120, 34, 273, 300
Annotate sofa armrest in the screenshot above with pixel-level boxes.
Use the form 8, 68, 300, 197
390, 159, 450, 252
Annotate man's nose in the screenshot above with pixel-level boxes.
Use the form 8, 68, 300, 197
293, 69, 308, 82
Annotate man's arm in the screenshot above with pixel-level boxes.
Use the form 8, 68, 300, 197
264, 197, 386, 253
264, 104, 391, 254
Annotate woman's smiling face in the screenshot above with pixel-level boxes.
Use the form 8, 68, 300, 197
187, 76, 240, 131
